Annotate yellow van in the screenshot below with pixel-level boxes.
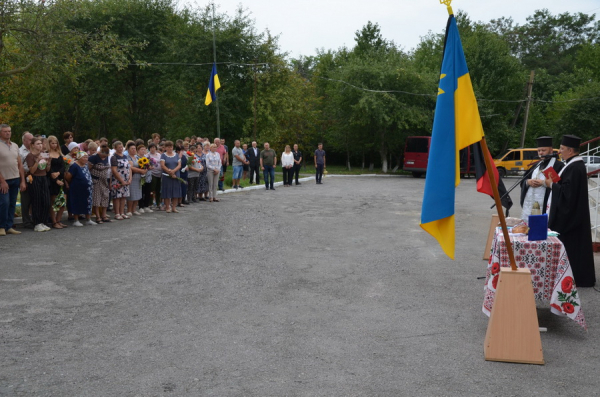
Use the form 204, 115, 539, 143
494, 148, 560, 177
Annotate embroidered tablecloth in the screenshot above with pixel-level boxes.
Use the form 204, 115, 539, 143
482, 230, 586, 329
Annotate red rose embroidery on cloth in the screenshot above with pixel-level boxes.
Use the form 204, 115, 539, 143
492, 275, 499, 289
491, 262, 500, 275
551, 303, 562, 313
561, 276, 574, 294
562, 302, 575, 314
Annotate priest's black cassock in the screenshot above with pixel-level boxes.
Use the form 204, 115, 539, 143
548, 157, 597, 287
520, 157, 564, 212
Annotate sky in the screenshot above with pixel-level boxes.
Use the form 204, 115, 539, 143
188, 0, 600, 57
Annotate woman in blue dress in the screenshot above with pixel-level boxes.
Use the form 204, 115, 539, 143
66, 151, 95, 227
160, 141, 182, 213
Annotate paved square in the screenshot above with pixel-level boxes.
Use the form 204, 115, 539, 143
1, 176, 598, 395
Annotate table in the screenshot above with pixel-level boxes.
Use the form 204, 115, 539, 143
482, 229, 586, 329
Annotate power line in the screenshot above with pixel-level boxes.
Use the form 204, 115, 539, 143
97, 60, 600, 104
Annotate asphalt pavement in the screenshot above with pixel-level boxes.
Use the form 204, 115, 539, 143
0, 175, 598, 396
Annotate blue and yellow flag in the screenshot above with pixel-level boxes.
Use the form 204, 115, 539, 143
420, 14, 485, 259
205, 63, 221, 106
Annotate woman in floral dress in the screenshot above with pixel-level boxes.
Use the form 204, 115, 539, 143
88, 144, 111, 223
110, 141, 131, 220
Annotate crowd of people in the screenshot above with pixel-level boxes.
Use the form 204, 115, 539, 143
0, 124, 326, 235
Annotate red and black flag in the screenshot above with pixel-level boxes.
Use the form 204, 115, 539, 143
471, 142, 513, 213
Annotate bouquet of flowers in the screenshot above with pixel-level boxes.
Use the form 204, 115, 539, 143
149, 157, 158, 168
162, 172, 188, 185
52, 187, 66, 212
38, 158, 47, 170
138, 156, 150, 169
112, 183, 122, 190
63, 157, 72, 171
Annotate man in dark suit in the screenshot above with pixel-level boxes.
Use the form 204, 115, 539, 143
546, 134, 596, 288
246, 141, 261, 185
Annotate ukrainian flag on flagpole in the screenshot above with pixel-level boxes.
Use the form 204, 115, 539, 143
420, 13, 485, 260
205, 63, 221, 106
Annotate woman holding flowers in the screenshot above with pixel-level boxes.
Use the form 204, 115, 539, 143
110, 141, 131, 220
160, 141, 182, 213
147, 143, 162, 210
47, 135, 67, 229
26, 137, 52, 232
206, 143, 222, 202
137, 145, 153, 213
126, 141, 145, 216
65, 151, 95, 227
88, 144, 111, 223
186, 145, 200, 203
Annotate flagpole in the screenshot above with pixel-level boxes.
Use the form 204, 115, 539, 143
212, 1, 221, 138
480, 137, 518, 271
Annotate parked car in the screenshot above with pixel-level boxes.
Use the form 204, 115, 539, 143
494, 148, 559, 177
582, 156, 600, 176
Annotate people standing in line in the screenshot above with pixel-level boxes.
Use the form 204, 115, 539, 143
110, 141, 132, 221
0, 124, 27, 236
176, 145, 188, 206
88, 144, 111, 223
520, 136, 563, 222
260, 142, 277, 191
214, 138, 227, 191
314, 143, 326, 184
187, 145, 201, 203
19, 131, 34, 229
546, 135, 596, 288
136, 144, 153, 213
197, 142, 210, 201
160, 141, 182, 213
281, 145, 295, 187
206, 143, 222, 202
247, 141, 261, 185
126, 141, 144, 216
222, 138, 230, 185
25, 137, 52, 232
61, 131, 74, 156
242, 143, 249, 181
66, 151, 95, 227
47, 136, 67, 229
231, 140, 246, 190
147, 143, 162, 210
292, 144, 302, 186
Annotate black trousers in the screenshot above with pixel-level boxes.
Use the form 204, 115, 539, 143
316, 164, 324, 183
249, 163, 260, 184
293, 164, 301, 184
140, 180, 153, 208
29, 175, 51, 225
283, 167, 294, 185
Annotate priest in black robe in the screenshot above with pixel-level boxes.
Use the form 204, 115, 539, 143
520, 136, 564, 221
546, 135, 596, 287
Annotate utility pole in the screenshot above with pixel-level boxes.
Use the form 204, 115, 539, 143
520, 70, 535, 148
211, 2, 221, 138
253, 60, 258, 140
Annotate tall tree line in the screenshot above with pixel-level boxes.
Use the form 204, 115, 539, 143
1, 1, 599, 169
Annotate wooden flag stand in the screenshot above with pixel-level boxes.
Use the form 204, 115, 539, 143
483, 214, 499, 260
480, 138, 544, 365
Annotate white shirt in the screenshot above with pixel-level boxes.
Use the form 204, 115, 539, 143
281, 152, 294, 168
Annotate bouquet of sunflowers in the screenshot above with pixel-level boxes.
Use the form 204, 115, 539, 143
137, 156, 150, 169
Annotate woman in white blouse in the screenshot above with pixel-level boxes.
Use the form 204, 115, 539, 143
205, 143, 222, 202
281, 145, 295, 187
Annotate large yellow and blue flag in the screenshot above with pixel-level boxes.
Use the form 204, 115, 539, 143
419, 13, 485, 259
205, 63, 221, 106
